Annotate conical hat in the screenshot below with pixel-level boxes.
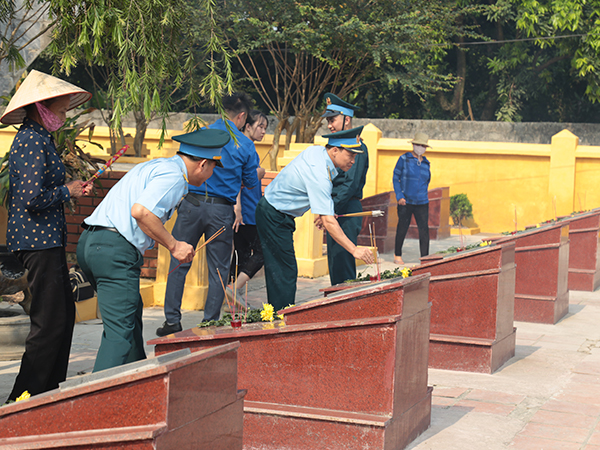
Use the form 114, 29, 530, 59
1, 70, 92, 124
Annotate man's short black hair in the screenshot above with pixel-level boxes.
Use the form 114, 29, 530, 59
223, 92, 253, 118
177, 151, 207, 163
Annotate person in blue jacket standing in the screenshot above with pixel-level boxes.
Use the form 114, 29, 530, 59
393, 132, 431, 265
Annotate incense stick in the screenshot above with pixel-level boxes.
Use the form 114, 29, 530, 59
373, 222, 380, 281
168, 226, 226, 276
216, 268, 234, 316
337, 210, 384, 218
83, 145, 129, 187
244, 283, 248, 323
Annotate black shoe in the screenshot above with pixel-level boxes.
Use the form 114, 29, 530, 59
156, 321, 182, 337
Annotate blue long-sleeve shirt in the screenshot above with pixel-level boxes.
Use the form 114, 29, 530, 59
393, 152, 431, 205
189, 118, 259, 203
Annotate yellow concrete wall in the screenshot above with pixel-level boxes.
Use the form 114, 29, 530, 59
1, 122, 596, 234
364, 127, 593, 233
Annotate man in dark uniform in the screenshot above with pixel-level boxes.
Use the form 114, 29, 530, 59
321, 93, 369, 285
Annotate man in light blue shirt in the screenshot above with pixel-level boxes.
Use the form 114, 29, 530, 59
157, 92, 259, 336
77, 128, 229, 372
256, 126, 374, 310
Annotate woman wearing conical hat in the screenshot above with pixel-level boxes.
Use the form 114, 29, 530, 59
1, 70, 92, 402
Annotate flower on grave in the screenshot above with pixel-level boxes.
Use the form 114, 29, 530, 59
480, 240, 491, 247
277, 314, 284, 320
536, 224, 541, 228
401, 267, 412, 278
260, 303, 274, 322
15, 391, 30, 402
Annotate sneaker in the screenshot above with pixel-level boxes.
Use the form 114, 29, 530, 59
156, 321, 182, 337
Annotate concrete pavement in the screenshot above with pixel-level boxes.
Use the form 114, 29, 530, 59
3, 233, 600, 449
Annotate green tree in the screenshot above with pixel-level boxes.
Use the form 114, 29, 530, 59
44, 0, 234, 154
223, 0, 475, 169
0, 0, 54, 73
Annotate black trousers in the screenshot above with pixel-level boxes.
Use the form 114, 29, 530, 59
230, 224, 264, 281
7, 247, 75, 402
395, 203, 430, 258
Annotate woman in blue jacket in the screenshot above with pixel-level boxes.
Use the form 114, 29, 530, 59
392, 132, 431, 265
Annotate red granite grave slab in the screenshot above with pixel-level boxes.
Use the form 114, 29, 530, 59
491, 223, 569, 324
150, 275, 432, 450
564, 210, 600, 291
356, 188, 450, 252
320, 245, 516, 373
0, 344, 244, 449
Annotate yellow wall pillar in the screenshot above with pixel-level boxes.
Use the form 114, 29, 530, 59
360, 124, 382, 198
549, 130, 578, 217
141, 212, 209, 310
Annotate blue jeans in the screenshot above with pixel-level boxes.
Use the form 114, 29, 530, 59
164, 196, 234, 322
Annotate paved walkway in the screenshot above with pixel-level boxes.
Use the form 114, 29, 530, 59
3, 233, 600, 449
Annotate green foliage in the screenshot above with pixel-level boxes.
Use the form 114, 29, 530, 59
45, 0, 234, 145
198, 310, 261, 328
450, 193, 473, 226
353, 267, 412, 282
0, 0, 53, 71
222, 0, 475, 159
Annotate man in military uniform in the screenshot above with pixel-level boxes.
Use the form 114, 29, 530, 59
256, 127, 374, 311
321, 93, 369, 285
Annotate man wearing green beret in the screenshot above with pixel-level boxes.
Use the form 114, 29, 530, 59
321, 93, 369, 285
77, 128, 229, 372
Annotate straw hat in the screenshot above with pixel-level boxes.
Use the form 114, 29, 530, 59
1, 70, 92, 124
410, 132, 431, 148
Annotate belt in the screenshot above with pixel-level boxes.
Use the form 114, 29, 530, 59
81, 223, 119, 233
186, 192, 233, 206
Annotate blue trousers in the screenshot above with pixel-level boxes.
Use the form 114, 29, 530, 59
164, 197, 234, 322
77, 229, 145, 372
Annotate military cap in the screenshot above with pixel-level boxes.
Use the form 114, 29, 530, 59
321, 93, 360, 118
173, 128, 230, 168
323, 126, 364, 153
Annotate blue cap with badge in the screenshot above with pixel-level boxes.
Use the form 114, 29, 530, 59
173, 128, 230, 168
321, 93, 360, 118
323, 126, 364, 153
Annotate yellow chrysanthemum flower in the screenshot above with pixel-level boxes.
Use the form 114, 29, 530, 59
536, 224, 541, 228
401, 268, 411, 278
277, 314, 284, 320
15, 391, 30, 402
260, 303, 274, 322
480, 240, 492, 247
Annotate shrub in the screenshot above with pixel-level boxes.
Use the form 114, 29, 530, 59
450, 193, 473, 226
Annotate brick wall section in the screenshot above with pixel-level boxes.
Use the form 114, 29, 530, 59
65, 170, 158, 279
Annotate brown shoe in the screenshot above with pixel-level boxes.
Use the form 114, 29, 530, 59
394, 256, 404, 265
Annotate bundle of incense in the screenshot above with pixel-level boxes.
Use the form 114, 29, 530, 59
83, 144, 129, 187
368, 223, 380, 281
167, 226, 226, 275
216, 268, 235, 317
373, 222, 381, 281
337, 210, 384, 218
